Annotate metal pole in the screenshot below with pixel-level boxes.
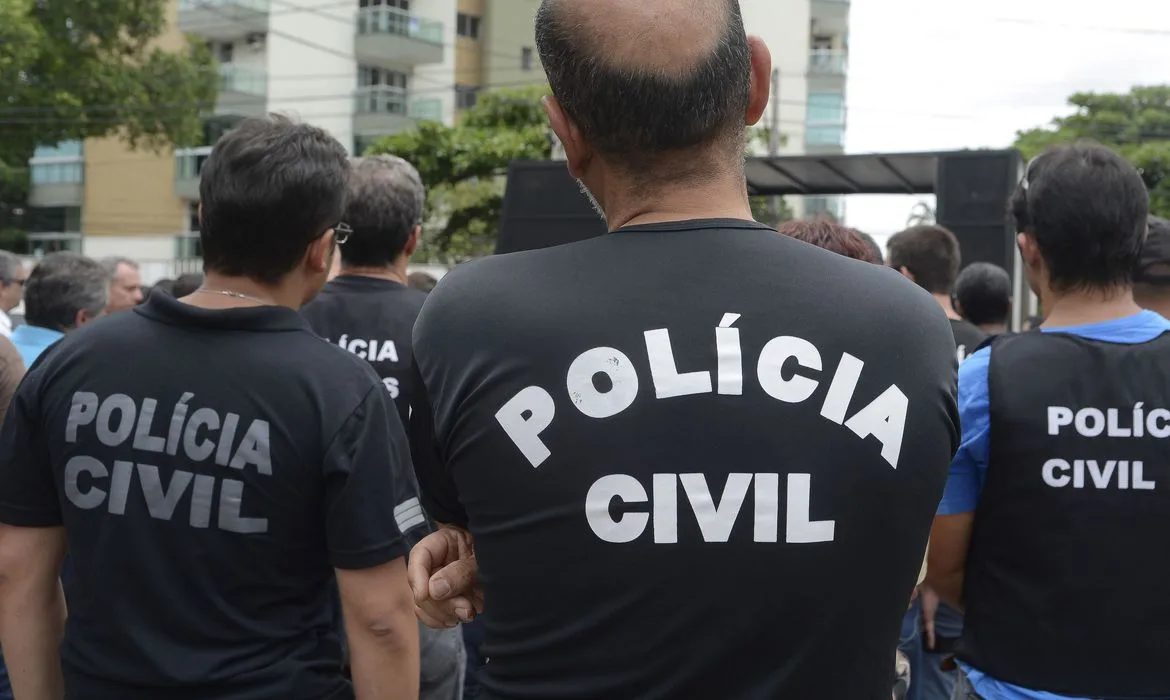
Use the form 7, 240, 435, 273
768, 68, 782, 224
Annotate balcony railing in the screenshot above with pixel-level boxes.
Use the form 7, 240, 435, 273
809, 49, 848, 75
805, 124, 846, 147
178, 0, 269, 11
357, 6, 443, 44
175, 146, 214, 181
30, 157, 84, 185
355, 86, 442, 120
219, 64, 267, 96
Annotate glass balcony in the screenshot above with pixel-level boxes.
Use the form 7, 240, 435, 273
219, 64, 267, 96
805, 124, 846, 148
178, 0, 269, 40
356, 7, 445, 66
28, 142, 84, 207
174, 146, 214, 201
809, 49, 848, 76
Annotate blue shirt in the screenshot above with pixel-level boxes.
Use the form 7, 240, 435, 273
0, 324, 64, 700
9, 324, 64, 368
938, 310, 1170, 700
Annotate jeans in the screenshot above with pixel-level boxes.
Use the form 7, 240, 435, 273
420, 622, 466, 700
899, 598, 964, 700
461, 618, 486, 698
951, 669, 982, 699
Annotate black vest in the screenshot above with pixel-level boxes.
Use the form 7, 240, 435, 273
958, 330, 1170, 697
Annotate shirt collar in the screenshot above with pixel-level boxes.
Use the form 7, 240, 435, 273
134, 288, 315, 333
12, 324, 65, 345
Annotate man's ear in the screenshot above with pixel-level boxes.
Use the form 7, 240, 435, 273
543, 95, 590, 180
306, 230, 334, 275
897, 266, 915, 283
404, 225, 421, 258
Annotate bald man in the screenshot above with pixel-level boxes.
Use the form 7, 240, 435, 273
407, 1, 959, 697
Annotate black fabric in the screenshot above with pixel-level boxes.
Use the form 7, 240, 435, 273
950, 318, 988, 363
0, 292, 417, 700
302, 275, 427, 428
959, 330, 1170, 698
1136, 222, 1170, 285
412, 218, 960, 699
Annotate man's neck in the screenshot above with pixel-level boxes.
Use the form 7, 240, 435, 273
1039, 286, 1143, 328
931, 293, 961, 321
338, 261, 408, 285
600, 169, 755, 232
189, 273, 300, 310
979, 323, 1009, 336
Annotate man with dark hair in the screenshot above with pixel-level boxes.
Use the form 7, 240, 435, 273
888, 225, 988, 363
100, 256, 143, 314
1133, 215, 1170, 317
301, 155, 465, 700
0, 115, 420, 700
929, 143, 1170, 700
954, 262, 1012, 336
858, 231, 885, 265
405, 1, 959, 698
407, 271, 438, 293
9, 252, 109, 367
171, 272, 204, 299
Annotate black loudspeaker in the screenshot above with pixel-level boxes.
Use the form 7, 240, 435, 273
495, 161, 608, 255
935, 151, 1024, 277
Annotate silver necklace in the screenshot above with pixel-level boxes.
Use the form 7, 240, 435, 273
194, 287, 273, 306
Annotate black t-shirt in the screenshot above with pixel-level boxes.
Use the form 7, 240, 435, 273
410, 218, 960, 699
302, 275, 428, 428
950, 318, 988, 364
0, 293, 418, 700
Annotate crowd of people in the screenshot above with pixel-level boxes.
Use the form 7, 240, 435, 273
0, 0, 1167, 699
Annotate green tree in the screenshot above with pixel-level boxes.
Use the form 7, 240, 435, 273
746, 127, 794, 227
1014, 86, 1170, 216
367, 86, 553, 262
0, 0, 218, 194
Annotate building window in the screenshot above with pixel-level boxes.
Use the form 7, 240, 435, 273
521, 47, 534, 71
27, 233, 82, 256
456, 12, 481, 39
805, 125, 845, 147
807, 92, 845, 124
360, 0, 409, 8
359, 66, 408, 88
30, 161, 83, 185
217, 42, 233, 63
456, 85, 480, 110
28, 206, 82, 234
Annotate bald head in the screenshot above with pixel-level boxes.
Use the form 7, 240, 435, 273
536, 0, 751, 176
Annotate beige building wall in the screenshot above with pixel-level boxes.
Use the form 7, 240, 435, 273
81, 0, 186, 248
481, 0, 543, 91
455, 0, 485, 96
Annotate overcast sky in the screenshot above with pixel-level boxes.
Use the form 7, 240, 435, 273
843, 0, 1170, 243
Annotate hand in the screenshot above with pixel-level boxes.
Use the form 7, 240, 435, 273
407, 527, 483, 629
919, 584, 940, 650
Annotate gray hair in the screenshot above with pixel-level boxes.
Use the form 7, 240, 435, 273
341, 155, 426, 267
0, 251, 20, 285
100, 256, 139, 276
25, 252, 111, 332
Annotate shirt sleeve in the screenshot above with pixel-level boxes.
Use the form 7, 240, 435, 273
408, 363, 468, 528
0, 368, 62, 527
323, 385, 419, 570
937, 347, 992, 516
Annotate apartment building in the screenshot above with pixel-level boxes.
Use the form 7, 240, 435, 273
741, 0, 850, 221
24, 0, 545, 264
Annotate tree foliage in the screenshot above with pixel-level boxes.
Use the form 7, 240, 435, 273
0, 0, 218, 166
367, 86, 553, 262
370, 89, 797, 260
1014, 86, 1170, 217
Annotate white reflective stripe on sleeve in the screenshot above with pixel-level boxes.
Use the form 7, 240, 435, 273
394, 497, 427, 531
